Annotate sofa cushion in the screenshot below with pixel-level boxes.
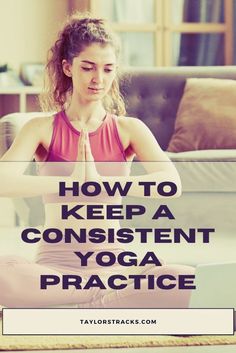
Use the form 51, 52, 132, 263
167, 78, 236, 152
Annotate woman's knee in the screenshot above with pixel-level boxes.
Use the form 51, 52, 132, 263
0, 256, 32, 303
0, 255, 31, 265
142, 264, 195, 276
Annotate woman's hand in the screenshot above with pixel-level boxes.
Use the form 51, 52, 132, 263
70, 129, 86, 182
70, 130, 101, 183
84, 131, 101, 182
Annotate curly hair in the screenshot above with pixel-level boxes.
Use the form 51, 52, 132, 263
40, 12, 126, 115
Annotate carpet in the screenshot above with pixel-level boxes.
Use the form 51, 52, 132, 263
0, 321, 236, 351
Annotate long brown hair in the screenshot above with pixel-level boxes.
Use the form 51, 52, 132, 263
40, 12, 126, 115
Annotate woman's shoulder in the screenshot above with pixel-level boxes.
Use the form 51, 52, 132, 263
116, 115, 156, 150
116, 115, 148, 134
17, 115, 56, 149
114, 116, 149, 153
23, 114, 55, 135
29, 114, 55, 127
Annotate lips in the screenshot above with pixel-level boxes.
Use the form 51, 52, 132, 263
88, 87, 103, 92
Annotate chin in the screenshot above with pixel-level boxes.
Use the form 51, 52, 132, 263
87, 95, 103, 102
87, 92, 107, 101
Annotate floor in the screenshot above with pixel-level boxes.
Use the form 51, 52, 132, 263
2, 345, 236, 352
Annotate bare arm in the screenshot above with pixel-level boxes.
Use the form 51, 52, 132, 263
0, 118, 73, 197
98, 118, 181, 198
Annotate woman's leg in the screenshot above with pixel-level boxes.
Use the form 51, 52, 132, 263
0, 256, 195, 308
81, 264, 195, 308
0, 255, 99, 308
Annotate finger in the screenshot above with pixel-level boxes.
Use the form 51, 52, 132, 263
79, 130, 85, 181
83, 129, 88, 159
85, 132, 94, 161
77, 129, 85, 161
85, 132, 89, 160
81, 137, 85, 162
79, 129, 85, 148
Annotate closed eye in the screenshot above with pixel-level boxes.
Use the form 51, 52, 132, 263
81, 67, 114, 73
81, 67, 93, 71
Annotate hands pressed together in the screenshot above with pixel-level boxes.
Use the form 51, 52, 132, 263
71, 129, 100, 183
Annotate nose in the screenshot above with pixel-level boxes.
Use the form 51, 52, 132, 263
91, 69, 103, 85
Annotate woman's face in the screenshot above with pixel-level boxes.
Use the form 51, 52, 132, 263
63, 43, 117, 102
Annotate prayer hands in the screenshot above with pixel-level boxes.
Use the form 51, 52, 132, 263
71, 129, 100, 183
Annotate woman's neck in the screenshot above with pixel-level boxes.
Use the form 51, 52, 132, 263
66, 95, 106, 124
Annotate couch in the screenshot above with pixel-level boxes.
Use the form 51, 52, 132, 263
0, 66, 236, 266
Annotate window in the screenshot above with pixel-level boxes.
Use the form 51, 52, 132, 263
88, 0, 233, 66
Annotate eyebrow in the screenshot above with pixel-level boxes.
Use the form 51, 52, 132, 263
81, 60, 115, 66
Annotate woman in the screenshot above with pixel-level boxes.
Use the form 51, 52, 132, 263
0, 13, 194, 308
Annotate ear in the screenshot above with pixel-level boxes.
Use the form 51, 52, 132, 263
62, 59, 72, 77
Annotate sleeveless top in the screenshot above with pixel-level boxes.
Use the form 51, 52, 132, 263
38, 111, 131, 203
45, 110, 127, 162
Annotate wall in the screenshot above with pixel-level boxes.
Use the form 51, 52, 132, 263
68, 0, 89, 13
0, 0, 70, 73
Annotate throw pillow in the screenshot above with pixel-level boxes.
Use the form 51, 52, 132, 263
167, 78, 236, 152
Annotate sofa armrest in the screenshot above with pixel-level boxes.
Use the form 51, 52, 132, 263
166, 149, 236, 161
166, 150, 236, 192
